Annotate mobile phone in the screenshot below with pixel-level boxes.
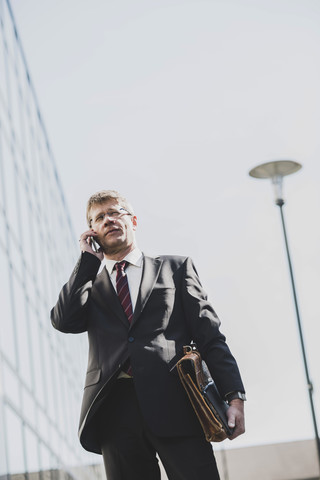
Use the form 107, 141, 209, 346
90, 236, 100, 253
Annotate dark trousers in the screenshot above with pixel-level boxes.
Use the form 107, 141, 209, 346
98, 379, 220, 480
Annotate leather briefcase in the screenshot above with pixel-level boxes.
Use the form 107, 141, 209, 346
176, 344, 234, 442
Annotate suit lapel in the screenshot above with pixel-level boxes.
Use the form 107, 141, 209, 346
91, 267, 129, 327
131, 255, 163, 327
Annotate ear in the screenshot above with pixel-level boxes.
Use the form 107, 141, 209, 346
131, 215, 138, 231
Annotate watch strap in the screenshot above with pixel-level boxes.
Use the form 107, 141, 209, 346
225, 391, 246, 404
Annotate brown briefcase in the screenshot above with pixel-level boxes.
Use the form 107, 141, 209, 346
176, 344, 234, 442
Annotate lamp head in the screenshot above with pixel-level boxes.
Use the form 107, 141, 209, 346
249, 160, 302, 205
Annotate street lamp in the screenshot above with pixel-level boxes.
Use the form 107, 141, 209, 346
249, 160, 320, 474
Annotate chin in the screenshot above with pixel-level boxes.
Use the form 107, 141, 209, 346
102, 240, 123, 253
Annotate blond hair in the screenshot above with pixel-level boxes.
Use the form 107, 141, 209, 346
86, 190, 134, 227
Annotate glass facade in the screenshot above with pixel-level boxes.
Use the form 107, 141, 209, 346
0, 1, 103, 478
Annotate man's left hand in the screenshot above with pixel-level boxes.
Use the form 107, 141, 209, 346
227, 399, 245, 440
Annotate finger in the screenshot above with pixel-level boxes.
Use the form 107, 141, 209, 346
228, 417, 245, 440
228, 415, 236, 429
227, 409, 236, 429
79, 230, 95, 243
79, 232, 94, 252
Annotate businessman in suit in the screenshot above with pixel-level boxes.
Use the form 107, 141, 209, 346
51, 190, 245, 480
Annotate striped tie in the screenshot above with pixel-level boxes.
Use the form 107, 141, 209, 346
115, 261, 133, 323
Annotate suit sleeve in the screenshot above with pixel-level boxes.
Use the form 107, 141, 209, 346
181, 257, 245, 397
50, 252, 101, 334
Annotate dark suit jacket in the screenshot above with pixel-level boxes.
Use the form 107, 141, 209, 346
51, 252, 244, 454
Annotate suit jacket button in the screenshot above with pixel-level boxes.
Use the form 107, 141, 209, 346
128, 336, 134, 343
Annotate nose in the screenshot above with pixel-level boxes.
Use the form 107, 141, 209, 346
103, 214, 116, 225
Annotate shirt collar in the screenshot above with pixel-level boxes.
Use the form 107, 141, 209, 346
105, 247, 143, 275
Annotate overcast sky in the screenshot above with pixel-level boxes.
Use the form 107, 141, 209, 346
11, 0, 320, 452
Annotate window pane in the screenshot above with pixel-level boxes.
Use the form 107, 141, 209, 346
17, 176, 34, 271
2, 135, 19, 239
10, 63, 22, 146
12, 273, 32, 387
2, 361, 20, 410
31, 317, 46, 407
24, 425, 40, 473
0, 22, 7, 105
0, 246, 16, 365
21, 387, 36, 430
39, 442, 51, 472
4, 405, 26, 474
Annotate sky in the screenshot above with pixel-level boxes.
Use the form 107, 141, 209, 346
11, 0, 320, 453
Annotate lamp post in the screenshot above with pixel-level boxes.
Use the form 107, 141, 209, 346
249, 160, 320, 473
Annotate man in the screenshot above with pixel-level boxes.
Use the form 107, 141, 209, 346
51, 190, 245, 480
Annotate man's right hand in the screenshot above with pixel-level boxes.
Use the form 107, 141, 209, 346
79, 230, 104, 261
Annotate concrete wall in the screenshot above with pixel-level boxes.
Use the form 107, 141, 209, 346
215, 439, 319, 480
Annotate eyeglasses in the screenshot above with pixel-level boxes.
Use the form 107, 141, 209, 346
90, 207, 131, 227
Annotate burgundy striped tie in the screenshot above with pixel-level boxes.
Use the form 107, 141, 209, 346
115, 261, 133, 323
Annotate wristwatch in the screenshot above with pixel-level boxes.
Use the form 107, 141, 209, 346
225, 391, 247, 404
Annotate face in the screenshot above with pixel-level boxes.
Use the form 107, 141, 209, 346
89, 200, 137, 257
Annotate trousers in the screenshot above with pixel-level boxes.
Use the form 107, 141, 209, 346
98, 379, 220, 480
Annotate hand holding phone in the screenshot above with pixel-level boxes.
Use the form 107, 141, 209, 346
79, 230, 103, 260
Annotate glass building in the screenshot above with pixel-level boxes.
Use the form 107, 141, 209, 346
0, 1, 103, 478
